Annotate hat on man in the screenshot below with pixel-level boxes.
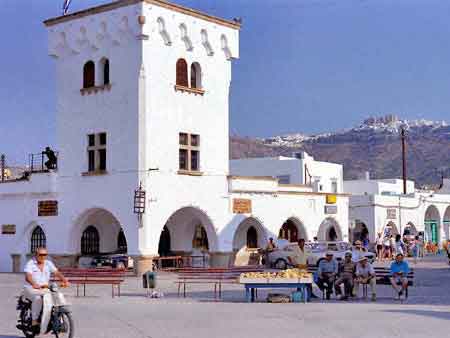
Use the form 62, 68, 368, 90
396, 252, 404, 257
359, 256, 368, 262
344, 251, 352, 257
325, 251, 334, 256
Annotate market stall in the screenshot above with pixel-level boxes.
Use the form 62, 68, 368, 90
240, 268, 313, 303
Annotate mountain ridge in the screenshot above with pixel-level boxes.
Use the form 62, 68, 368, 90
230, 115, 450, 188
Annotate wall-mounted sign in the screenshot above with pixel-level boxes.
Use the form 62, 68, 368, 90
1, 224, 16, 235
386, 208, 397, 220
325, 205, 338, 214
326, 194, 337, 204
38, 200, 58, 217
233, 198, 252, 214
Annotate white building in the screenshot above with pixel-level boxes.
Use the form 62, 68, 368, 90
345, 175, 450, 246
0, 0, 349, 273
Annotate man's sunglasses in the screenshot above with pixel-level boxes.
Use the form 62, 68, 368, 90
38, 253, 48, 257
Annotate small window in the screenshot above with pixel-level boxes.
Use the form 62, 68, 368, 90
179, 133, 200, 172
190, 62, 202, 89
176, 59, 188, 87
88, 134, 95, 147
99, 133, 107, 145
190, 134, 199, 147
87, 133, 107, 172
83, 61, 95, 88
331, 181, 338, 193
179, 133, 188, 146
98, 149, 107, 171
179, 149, 188, 170
277, 175, 291, 184
30, 226, 46, 254
88, 150, 95, 172
191, 150, 199, 171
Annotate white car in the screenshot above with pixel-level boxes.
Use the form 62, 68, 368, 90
267, 241, 375, 269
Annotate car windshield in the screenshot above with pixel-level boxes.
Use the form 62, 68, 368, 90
306, 243, 327, 252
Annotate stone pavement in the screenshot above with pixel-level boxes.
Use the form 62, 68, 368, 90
0, 256, 449, 338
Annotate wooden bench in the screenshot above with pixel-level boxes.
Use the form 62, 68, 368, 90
175, 267, 264, 299
306, 265, 414, 298
57, 268, 126, 298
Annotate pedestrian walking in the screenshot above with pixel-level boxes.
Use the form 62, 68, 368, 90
376, 232, 384, 261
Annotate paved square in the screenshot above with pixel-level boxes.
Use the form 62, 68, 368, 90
1, 257, 449, 338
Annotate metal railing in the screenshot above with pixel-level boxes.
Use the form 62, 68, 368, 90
29, 151, 58, 173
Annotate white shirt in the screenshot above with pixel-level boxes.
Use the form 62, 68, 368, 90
24, 258, 57, 288
351, 249, 364, 263
356, 262, 375, 277
376, 237, 383, 245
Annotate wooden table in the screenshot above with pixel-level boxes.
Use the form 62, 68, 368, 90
242, 282, 311, 303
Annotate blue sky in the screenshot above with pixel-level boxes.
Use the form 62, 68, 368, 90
1, 0, 450, 164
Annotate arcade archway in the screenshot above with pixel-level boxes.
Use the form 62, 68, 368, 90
318, 218, 342, 241
424, 205, 441, 244
232, 217, 267, 251
279, 217, 308, 242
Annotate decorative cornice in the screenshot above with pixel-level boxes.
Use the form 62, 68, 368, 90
43, 0, 241, 30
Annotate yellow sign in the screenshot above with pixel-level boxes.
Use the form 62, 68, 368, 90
2, 224, 16, 235
326, 195, 337, 204
233, 199, 252, 214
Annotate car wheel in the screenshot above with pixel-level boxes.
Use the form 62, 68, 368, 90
274, 259, 287, 270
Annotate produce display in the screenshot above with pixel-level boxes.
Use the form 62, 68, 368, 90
240, 268, 313, 284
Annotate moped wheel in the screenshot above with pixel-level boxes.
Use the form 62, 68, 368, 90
20, 308, 35, 338
54, 312, 74, 338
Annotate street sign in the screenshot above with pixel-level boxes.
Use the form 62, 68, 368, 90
233, 198, 252, 214
38, 200, 58, 217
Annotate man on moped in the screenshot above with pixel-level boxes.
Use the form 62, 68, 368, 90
23, 247, 69, 333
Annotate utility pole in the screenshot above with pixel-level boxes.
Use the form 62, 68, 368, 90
401, 128, 407, 194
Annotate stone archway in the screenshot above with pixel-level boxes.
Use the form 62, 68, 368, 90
318, 218, 342, 241
424, 205, 441, 245
232, 217, 267, 251
71, 208, 124, 255
279, 217, 308, 242
161, 206, 218, 254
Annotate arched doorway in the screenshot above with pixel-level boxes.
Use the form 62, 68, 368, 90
161, 207, 218, 254
424, 205, 441, 245
318, 218, 342, 241
71, 208, 123, 255
232, 217, 267, 251
279, 218, 307, 242
351, 220, 369, 244
403, 222, 417, 237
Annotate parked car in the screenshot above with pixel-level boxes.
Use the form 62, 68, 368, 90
267, 241, 375, 269
90, 254, 134, 270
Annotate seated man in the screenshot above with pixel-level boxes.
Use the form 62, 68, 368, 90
23, 247, 68, 333
389, 252, 410, 298
317, 252, 338, 300
354, 256, 377, 301
334, 251, 356, 300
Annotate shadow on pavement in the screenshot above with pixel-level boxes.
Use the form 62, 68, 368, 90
382, 309, 450, 321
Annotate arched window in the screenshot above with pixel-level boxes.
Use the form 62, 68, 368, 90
117, 228, 127, 253
83, 61, 95, 88
246, 226, 258, 248
30, 226, 46, 253
190, 62, 202, 89
102, 59, 110, 85
81, 225, 100, 255
176, 59, 188, 87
